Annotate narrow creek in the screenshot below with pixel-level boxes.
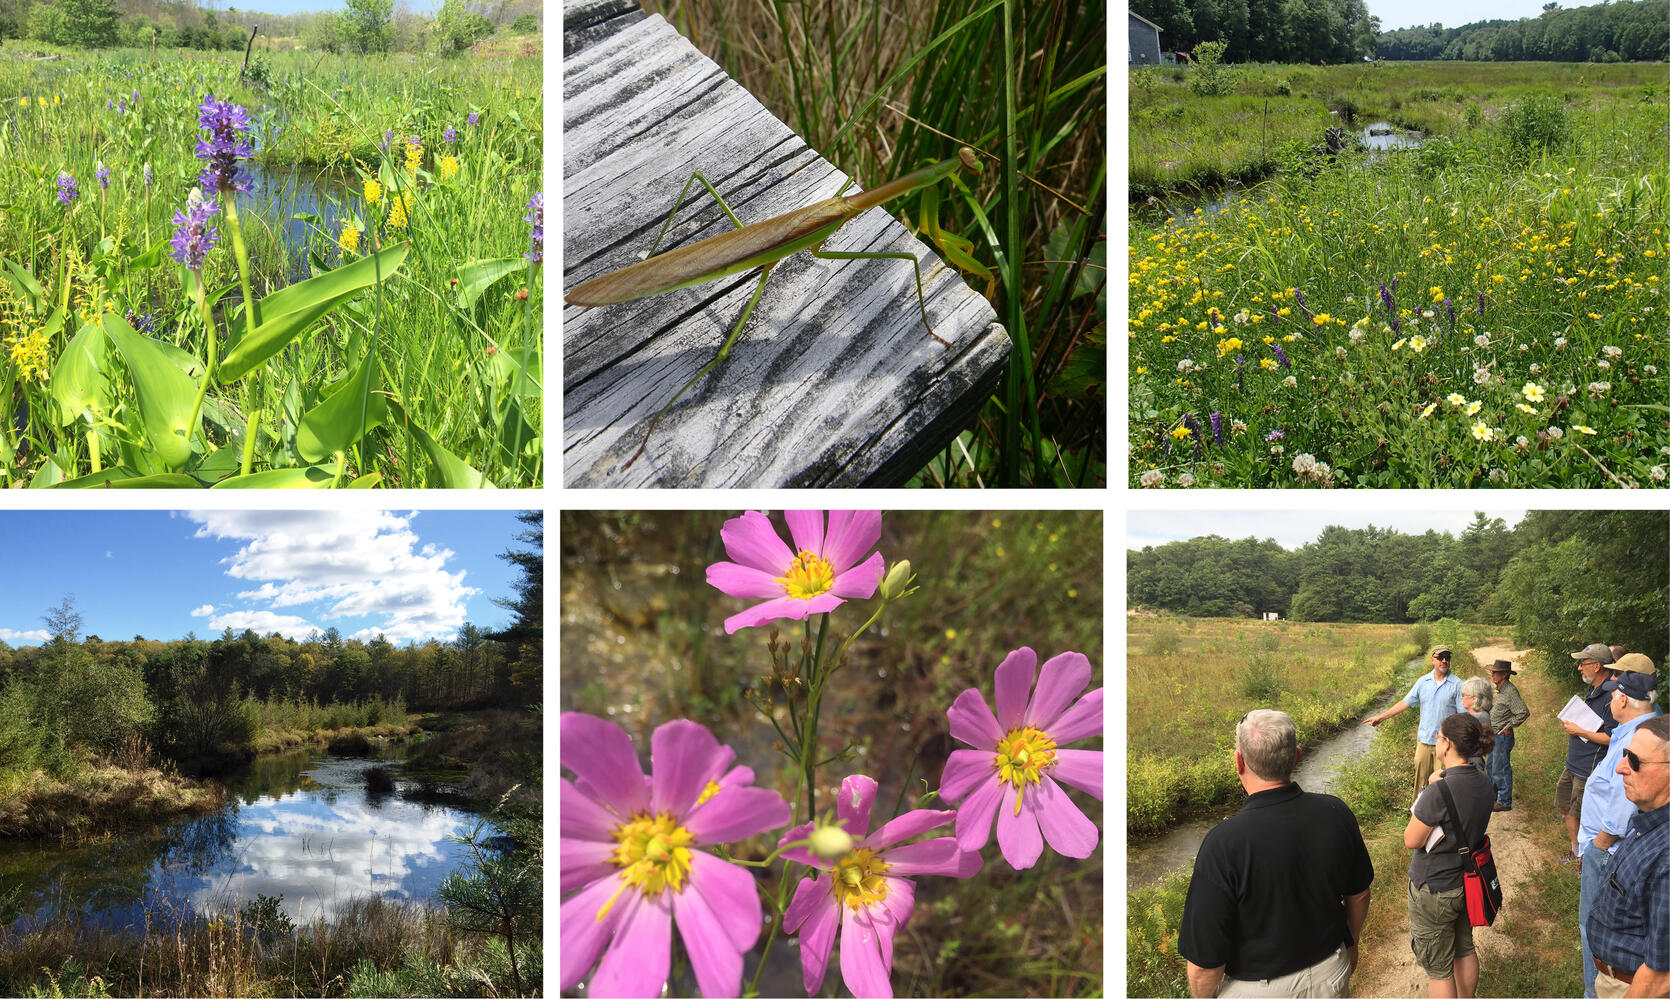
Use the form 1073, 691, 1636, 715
1127, 655, 1426, 890
0, 739, 496, 932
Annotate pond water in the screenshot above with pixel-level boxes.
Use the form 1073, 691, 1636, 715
1126, 656, 1426, 890
243, 163, 361, 284
0, 742, 494, 931
1359, 121, 1424, 152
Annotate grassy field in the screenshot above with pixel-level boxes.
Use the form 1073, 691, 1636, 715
0, 44, 541, 487
1128, 633, 1576, 999
1128, 61, 1668, 488
1126, 616, 1452, 834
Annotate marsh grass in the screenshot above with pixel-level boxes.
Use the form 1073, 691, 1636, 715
642, 0, 1107, 487
0, 45, 542, 487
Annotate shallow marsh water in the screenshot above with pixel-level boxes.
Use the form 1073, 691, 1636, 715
1126, 656, 1425, 889
0, 741, 493, 931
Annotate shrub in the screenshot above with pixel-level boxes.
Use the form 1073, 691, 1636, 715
1409, 622, 1433, 654
328, 732, 372, 755
1147, 622, 1182, 657
1500, 93, 1571, 160
1189, 41, 1237, 97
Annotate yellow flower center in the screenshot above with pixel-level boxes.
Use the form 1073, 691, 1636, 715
830, 847, 889, 911
994, 727, 1058, 815
776, 550, 835, 600
595, 812, 695, 922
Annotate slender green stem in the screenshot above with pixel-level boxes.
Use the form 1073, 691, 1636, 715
223, 198, 262, 476
183, 274, 218, 450
801, 614, 831, 823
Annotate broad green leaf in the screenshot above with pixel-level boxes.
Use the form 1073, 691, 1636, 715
296, 352, 389, 463
454, 256, 525, 308
210, 466, 336, 488
54, 468, 200, 488
218, 241, 410, 383
50, 320, 111, 426
0, 255, 46, 312
127, 236, 170, 270
488, 343, 540, 398
388, 398, 494, 489
348, 472, 382, 488
103, 313, 200, 471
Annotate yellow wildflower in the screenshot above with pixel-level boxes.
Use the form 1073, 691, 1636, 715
364, 178, 383, 205
340, 222, 360, 254
439, 155, 459, 180
1171, 425, 1193, 441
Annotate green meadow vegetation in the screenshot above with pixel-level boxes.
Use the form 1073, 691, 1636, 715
0, 43, 541, 487
1128, 60, 1668, 488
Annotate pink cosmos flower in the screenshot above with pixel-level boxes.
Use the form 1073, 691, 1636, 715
779, 774, 982, 998
705, 511, 886, 634
939, 648, 1102, 870
560, 713, 792, 998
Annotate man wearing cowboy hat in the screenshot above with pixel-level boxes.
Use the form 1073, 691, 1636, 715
1488, 659, 1531, 812
1576, 657, 1661, 997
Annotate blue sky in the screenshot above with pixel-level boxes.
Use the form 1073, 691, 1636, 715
0, 510, 531, 647
1370, 0, 1596, 31
1128, 510, 1531, 551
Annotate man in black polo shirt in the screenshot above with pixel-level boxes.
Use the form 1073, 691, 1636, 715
1180, 709, 1375, 997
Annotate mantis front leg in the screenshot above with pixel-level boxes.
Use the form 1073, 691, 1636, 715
810, 245, 952, 346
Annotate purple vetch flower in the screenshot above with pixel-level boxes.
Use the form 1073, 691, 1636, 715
1477, 291, 1486, 318
705, 510, 884, 633
1210, 412, 1224, 445
1379, 279, 1394, 314
1271, 341, 1290, 368
168, 188, 220, 271
57, 171, 79, 205
1444, 297, 1455, 329
1293, 288, 1314, 322
941, 647, 1102, 870
1266, 428, 1285, 441
194, 96, 253, 195
780, 775, 982, 998
95, 163, 110, 190
443, 126, 457, 144
559, 713, 792, 998
1209, 308, 1223, 331
524, 191, 543, 263
1271, 303, 1282, 324
467, 111, 480, 126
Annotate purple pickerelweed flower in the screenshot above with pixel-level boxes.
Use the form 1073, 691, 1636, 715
1271, 341, 1290, 368
124, 310, 157, 336
443, 126, 457, 144
1266, 429, 1285, 442
467, 111, 480, 126
169, 188, 220, 271
194, 96, 253, 195
96, 164, 110, 190
524, 191, 543, 263
57, 171, 79, 205
131, 89, 139, 104
1210, 412, 1224, 445
117, 99, 127, 115
381, 129, 394, 151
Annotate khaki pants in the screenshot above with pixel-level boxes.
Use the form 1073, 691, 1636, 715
1414, 741, 1438, 792
1594, 969, 1629, 999
1219, 944, 1352, 998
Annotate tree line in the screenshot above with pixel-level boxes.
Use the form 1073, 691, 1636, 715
0, 511, 541, 777
0, 0, 539, 54
1375, 0, 1669, 62
1128, 511, 1668, 665
1131, 0, 1666, 63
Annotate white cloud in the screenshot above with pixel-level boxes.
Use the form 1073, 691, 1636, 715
186, 511, 477, 642
190, 604, 215, 617
208, 610, 317, 635
0, 627, 50, 643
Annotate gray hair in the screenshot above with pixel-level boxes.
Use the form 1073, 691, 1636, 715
1461, 676, 1494, 713
1236, 709, 1298, 783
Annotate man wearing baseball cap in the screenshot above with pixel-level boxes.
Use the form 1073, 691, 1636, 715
1559, 643, 1623, 863
1488, 659, 1531, 812
1366, 646, 1464, 794
1575, 657, 1660, 997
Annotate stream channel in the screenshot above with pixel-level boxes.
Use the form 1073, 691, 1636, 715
0, 739, 495, 932
1127, 654, 1426, 890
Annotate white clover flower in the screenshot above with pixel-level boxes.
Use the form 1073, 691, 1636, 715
1530, 364, 1543, 375
1177, 359, 1195, 373
1270, 444, 1285, 456
1603, 345, 1622, 360
1597, 360, 1611, 371
1335, 346, 1347, 359
1292, 453, 1317, 475
1646, 365, 1660, 375
1408, 317, 1421, 327
1555, 337, 1568, 349
1177, 472, 1196, 487
1514, 435, 1530, 453
1421, 309, 1435, 318
1547, 426, 1565, 440
1489, 468, 1507, 482
1474, 334, 1491, 348
1588, 381, 1611, 397
1349, 329, 1365, 343
1283, 376, 1298, 388
1140, 469, 1165, 488
1651, 465, 1667, 483
1231, 418, 1247, 433
1474, 368, 1492, 386
1519, 343, 1529, 353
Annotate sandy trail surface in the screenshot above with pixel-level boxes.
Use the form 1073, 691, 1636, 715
1353, 645, 1544, 999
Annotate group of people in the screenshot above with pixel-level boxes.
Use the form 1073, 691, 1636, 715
1176, 644, 1668, 998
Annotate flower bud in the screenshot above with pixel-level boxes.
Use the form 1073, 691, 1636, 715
879, 560, 913, 601
808, 823, 854, 861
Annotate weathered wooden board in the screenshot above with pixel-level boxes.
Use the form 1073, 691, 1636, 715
562, 0, 1009, 488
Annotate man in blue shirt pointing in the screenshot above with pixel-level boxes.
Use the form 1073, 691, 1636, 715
1365, 645, 1464, 794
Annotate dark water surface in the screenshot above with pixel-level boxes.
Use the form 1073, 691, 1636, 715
0, 742, 492, 931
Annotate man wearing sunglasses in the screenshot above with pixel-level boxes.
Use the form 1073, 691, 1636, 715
1575, 660, 1661, 998
1586, 713, 1669, 998
1366, 645, 1464, 794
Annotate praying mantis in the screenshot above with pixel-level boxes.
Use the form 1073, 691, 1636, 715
565, 146, 990, 469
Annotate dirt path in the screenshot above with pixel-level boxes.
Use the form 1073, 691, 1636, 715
1354, 645, 1543, 999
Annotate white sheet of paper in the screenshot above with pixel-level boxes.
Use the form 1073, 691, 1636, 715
1411, 799, 1445, 852
1558, 694, 1604, 742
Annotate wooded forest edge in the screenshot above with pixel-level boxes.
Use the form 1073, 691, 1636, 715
1133, 0, 1669, 64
